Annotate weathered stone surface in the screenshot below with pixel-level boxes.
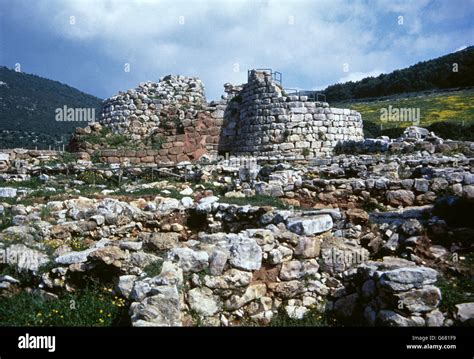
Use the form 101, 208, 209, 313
0, 187, 17, 198
320, 238, 369, 274
294, 237, 321, 259
203, 269, 253, 289
168, 248, 209, 273
224, 283, 266, 310
187, 287, 220, 316
377, 310, 424, 327
88, 246, 126, 267
286, 214, 333, 235
229, 237, 262, 271
386, 190, 415, 206
130, 285, 182, 326
208, 249, 229, 276
116, 275, 137, 299
270, 280, 305, 299
196, 196, 219, 213
142, 232, 180, 252
454, 303, 474, 325
379, 267, 438, 292
6, 244, 49, 272
425, 309, 444, 327
346, 208, 369, 224
279, 260, 304, 281
395, 285, 441, 313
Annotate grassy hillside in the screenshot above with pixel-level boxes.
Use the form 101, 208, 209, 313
334, 88, 474, 126
334, 88, 474, 140
0, 66, 102, 149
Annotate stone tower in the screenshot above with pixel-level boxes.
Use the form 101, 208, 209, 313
219, 69, 364, 159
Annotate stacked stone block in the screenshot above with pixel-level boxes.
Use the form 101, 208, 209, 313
220, 70, 364, 159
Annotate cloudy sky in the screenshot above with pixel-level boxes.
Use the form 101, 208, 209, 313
0, 0, 472, 100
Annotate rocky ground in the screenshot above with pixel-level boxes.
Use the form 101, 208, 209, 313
0, 128, 473, 327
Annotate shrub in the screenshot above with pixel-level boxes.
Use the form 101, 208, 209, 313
106, 133, 129, 147
150, 134, 165, 150
59, 152, 76, 164
437, 275, 474, 314
68, 236, 89, 251
90, 151, 101, 163
362, 121, 380, 138
78, 170, 106, 185
0, 208, 13, 231
143, 260, 164, 277
0, 285, 129, 327
231, 94, 242, 104
379, 127, 405, 139
40, 206, 52, 221
427, 121, 474, 141
269, 308, 335, 327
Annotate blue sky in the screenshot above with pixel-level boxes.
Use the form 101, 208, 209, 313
0, 0, 473, 100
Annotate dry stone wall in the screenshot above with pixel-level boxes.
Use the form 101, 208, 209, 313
99, 74, 206, 135
0, 149, 59, 172
219, 70, 364, 160
70, 75, 224, 164
70, 70, 365, 164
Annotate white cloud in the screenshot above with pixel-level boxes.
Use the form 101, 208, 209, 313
454, 45, 468, 52
6, 0, 471, 99
337, 70, 385, 84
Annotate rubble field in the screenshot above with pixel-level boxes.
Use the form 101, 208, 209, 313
0, 126, 473, 327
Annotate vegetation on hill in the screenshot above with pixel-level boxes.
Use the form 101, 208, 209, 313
334, 88, 474, 140
0, 66, 102, 148
324, 46, 474, 102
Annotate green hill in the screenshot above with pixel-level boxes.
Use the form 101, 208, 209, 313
334, 88, 474, 140
0, 66, 102, 149
324, 46, 474, 102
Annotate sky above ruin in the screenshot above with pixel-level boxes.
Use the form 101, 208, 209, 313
1, 0, 473, 101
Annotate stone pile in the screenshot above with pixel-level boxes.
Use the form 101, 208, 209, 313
339, 126, 474, 155
333, 257, 444, 326
0, 158, 473, 326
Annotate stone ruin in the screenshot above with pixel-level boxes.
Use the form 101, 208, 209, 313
219, 70, 364, 159
69, 74, 224, 164
69, 70, 364, 164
